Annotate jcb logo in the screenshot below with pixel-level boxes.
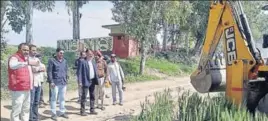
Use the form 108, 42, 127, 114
225, 26, 237, 65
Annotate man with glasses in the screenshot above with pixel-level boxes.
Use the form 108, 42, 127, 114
78, 49, 99, 116
8, 43, 39, 121
47, 48, 69, 120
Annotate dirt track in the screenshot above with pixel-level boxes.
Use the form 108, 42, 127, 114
0, 76, 196, 121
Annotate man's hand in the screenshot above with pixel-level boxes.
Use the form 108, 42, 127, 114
39, 67, 46, 72
50, 83, 55, 88
79, 83, 82, 87
28, 60, 39, 66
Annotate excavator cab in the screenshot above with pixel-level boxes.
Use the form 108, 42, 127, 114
190, 0, 268, 115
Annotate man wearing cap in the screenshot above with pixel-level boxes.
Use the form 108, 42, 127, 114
47, 48, 69, 120
107, 54, 125, 105
94, 50, 108, 110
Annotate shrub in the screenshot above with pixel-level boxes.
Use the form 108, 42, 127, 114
131, 89, 175, 121
155, 51, 198, 65
176, 91, 268, 121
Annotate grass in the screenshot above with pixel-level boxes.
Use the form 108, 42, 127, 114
125, 74, 160, 83
122, 57, 196, 76
132, 88, 268, 121
131, 89, 175, 121
176, 91, 268, 121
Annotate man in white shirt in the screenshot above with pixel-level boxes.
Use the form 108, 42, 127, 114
35, 54, 47, 108
8, 43, 39, 121
28, 45, 45, 121
107, 54, 125, 105
77, 49, 99, 116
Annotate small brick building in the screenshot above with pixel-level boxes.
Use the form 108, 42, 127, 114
102, 24, 139, 58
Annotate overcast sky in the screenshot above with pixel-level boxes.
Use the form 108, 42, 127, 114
4, 1, 117, 47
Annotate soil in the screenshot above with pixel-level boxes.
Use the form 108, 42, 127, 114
0, 76, 198, 121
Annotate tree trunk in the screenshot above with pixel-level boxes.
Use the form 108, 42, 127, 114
185, 31, 190, 56
162, 19, 168, 51
1, 1, 8, 31
73, 1, 80, 40
170, 24, 177, 51
192, 32, 204, 55
139, 1, 156, 75
139, 39, 147, 75
25, 1, 33, 44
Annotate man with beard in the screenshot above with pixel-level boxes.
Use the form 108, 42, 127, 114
107, 54, 125, 106
28, 44, 46, 121
8, 43, 39, 121
94, 50, 108, 110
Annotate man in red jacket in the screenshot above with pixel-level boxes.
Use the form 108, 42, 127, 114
8, 43, 39, 121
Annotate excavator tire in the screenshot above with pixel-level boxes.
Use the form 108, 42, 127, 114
246, 80, 268, 116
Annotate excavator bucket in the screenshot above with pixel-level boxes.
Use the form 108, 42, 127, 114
191, 58, 226, 93
190, 69, 212, 93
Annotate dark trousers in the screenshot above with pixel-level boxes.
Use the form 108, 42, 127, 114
81, 84, 95, 113
39, 82, 44, 104
30, 86, 41, 121
246, 81, 268, 115
49, 85, 52, 102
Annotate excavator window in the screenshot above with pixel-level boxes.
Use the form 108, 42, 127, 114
263, 34, 268, 48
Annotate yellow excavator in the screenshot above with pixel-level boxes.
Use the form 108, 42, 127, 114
190, 0, 268, 114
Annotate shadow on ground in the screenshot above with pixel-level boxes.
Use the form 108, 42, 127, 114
0, 117, 9, 121
3, 105, 11, 110
111, 114, 133, 121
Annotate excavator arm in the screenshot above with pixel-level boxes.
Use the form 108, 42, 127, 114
190, 0, 268, 114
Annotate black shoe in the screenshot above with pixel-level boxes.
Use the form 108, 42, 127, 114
39, 103, 45, 108
59, 113, 69, 119
89, 110, 98, 115
100, 107, 105, 110
51, 115, 57, 121
81, 112, 87, 116
105, 95, 110, 98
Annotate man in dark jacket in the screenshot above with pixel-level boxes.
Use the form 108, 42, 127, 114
73, 51, 86, 102
47, 48, 69, 120
78, 49, 99, 116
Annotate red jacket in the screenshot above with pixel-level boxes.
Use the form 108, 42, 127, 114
8, 52, 31, 91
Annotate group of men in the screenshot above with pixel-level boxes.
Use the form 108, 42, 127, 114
8, 42, 125, 121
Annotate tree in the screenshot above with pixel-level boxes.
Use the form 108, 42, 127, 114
111, 1, 161, 74
1, 1, 10, 52
188, 1, 210, 55
242, 1, 268, 40
65, 1, 88, 40
6, 1, 55, 44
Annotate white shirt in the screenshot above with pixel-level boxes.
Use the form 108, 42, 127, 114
88, 60, 95, 80
9, 56, 34, 89
34, 63, 46, 83
107, 62, 124, 82
29, 56, 42, 87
